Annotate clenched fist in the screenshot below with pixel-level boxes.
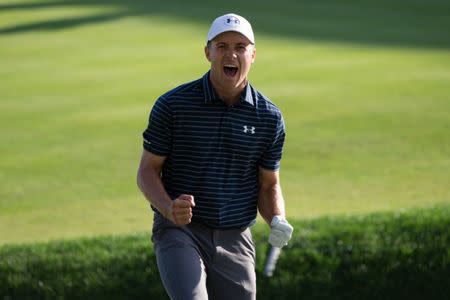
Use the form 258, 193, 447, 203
166, 194, 195, 225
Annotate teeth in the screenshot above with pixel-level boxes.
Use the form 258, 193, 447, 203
224, 64, 238, 68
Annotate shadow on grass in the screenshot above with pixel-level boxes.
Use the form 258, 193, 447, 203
0, 0, 449, 49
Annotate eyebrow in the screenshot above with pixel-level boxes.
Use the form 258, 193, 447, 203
215, 41, 249, 47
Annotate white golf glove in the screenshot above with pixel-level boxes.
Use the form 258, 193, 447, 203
268, 215, 293, 248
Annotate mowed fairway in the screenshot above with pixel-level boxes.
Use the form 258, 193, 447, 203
1, 0, 449, 245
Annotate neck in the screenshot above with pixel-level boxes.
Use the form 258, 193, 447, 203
209, 73, 247, 106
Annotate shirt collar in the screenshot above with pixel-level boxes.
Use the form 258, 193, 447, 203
202, 71, 256, 107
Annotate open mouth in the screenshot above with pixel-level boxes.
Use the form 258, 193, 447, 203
223, 65, 238, 77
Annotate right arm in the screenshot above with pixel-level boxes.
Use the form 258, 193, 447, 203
137, 149, 195, 225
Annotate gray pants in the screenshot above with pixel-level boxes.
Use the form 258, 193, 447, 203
152, 213, 256, 300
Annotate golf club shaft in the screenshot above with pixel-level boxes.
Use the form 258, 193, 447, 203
263, 245, 281, 277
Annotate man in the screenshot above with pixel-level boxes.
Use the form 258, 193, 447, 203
137, 13, 293, 300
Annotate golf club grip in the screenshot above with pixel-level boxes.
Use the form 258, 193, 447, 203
263, 245, 281, 277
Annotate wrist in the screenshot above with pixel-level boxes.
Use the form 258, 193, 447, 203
160, 202, 173, 221
270, 215, 285, 227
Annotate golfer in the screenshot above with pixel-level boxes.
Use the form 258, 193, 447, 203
137, 13, 293, 300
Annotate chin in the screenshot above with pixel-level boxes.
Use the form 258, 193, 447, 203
227, 79, 242, 88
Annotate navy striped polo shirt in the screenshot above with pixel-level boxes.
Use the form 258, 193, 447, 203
143, 71, 285, 229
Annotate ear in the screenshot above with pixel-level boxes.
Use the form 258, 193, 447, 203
251, 46, 256, 64
204, 46, 211, 62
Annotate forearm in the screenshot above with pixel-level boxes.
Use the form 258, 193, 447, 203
137, 165, 173, 218
258, 168, 293, 247
258, 182, 286, 225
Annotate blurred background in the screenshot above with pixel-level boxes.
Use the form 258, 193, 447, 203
1, 0, 449, 245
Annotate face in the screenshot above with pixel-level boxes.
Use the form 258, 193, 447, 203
205, 31, 256, 92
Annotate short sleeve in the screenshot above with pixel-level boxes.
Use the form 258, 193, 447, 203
259, 114, 285, 171
142, 96, 172, 156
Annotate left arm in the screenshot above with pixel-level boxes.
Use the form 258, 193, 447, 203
258, 111, 292, 247
257, 167, 286, 225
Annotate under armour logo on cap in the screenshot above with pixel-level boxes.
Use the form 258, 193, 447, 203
224, 16, 240, 27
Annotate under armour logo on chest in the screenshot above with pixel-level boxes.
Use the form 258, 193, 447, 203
243, 125, 256, 134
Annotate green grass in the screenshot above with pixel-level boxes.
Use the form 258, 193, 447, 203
1, 0, 449, 245
2, 205, 449, 299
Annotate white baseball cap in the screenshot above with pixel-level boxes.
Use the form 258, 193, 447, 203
207, 13, 255, 44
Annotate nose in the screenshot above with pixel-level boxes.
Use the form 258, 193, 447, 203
225, 48, 238, 59
226, 51, 238, 60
